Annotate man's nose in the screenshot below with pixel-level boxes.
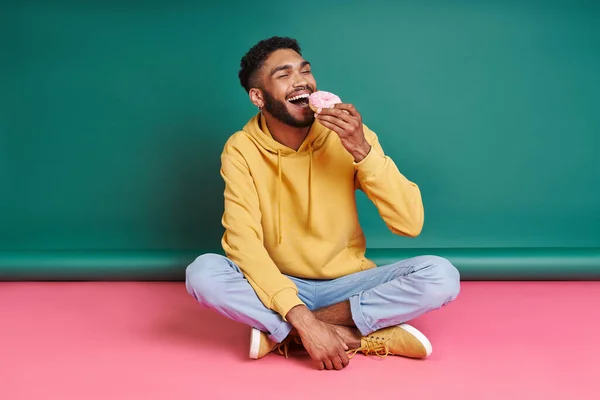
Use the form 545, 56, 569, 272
292, 72, 309, 87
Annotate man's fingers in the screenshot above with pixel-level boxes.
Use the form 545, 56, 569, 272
317, 107, 355, 125
339, 349, 350, 367
316, 114, 353, 134
334, 103, 361, 119
315, 119, 345, 136
332, 356, 344, 370
323, 359, 334, 370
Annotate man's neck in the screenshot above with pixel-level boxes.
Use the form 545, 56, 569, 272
263, 113, 311, 151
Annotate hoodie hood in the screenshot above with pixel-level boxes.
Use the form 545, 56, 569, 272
242, 113, 330, 244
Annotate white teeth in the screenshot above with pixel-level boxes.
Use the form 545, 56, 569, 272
288, 93, 310, 102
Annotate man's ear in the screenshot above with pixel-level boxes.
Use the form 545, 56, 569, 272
249, 88, 264, 108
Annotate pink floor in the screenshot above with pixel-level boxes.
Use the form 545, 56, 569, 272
1, 281, 599, 399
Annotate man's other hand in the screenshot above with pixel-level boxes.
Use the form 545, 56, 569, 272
286, 305, 350, 370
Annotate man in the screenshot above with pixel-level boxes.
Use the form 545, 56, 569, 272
185, 36, 460, 371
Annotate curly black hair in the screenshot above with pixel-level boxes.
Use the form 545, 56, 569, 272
238, 36, 302, 93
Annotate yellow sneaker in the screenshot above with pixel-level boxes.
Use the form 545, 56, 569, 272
249, 328, 295, 359
348, 324, 433, 359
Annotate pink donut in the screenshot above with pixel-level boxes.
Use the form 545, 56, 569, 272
309, 90, 342, 111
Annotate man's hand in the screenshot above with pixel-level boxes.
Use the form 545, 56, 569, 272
315, 103, 372, 162
286, 305, 350, 370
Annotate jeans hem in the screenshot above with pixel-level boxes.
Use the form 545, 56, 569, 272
269, 321, 293, 343
349, 292, 375, 336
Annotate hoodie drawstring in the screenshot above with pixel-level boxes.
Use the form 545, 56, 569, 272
308, 143, 313, 235
277, 149, 282, 244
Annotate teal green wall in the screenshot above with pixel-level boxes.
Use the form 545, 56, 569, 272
2, 1, 599, 279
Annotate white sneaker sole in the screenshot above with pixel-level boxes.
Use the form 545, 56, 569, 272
249, 328, 261, 359
398, 323, 433, 357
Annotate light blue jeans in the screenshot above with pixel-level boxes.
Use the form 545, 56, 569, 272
185, 253, 460, 343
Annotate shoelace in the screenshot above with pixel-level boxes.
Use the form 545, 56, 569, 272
347, 335, 391, 358
275, 336, 392, 359
275, 337, 303, 359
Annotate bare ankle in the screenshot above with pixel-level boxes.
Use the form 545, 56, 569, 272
334, 325, 362, 348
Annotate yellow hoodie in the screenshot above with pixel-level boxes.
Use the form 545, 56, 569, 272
220, 113, 424, 320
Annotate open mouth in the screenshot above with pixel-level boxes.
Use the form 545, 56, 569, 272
287, 93, 310, 108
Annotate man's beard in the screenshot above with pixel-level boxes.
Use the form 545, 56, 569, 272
262, 89, 314, 128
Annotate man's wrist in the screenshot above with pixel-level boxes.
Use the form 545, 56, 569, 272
285, 305, 316, 334
352, 139, 372, 163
